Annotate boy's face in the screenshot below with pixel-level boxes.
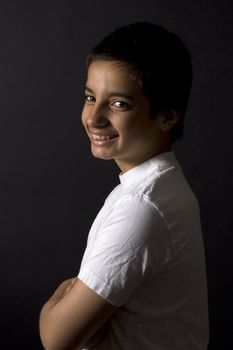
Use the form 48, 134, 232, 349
81, 60, 170, 172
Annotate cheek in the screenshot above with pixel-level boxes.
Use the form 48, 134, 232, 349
121, 114, 148, 135
127, 118, 155, 143
81, 108, 87, 127
117, 124, 143, 148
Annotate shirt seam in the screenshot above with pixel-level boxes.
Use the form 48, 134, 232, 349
134, 192, 174, 255
108, 192, 174, 257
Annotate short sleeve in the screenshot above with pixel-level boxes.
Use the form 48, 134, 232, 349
78, 193, 171, 306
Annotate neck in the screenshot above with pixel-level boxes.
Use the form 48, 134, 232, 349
115, 144, 172, 173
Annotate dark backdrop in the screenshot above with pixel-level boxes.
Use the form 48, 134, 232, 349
0, 1, 232, 349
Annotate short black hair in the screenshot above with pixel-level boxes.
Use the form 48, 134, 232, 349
86, 22, 193, 143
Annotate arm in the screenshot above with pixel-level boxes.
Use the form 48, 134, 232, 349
39, 278, 117, 350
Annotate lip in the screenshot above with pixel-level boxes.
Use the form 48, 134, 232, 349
90, 130, 118, 135
90, 133, 119, 146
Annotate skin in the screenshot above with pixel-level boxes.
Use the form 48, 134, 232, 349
82, 60, 179, 172
39, 278, 117, 350
39, 60, 180, 350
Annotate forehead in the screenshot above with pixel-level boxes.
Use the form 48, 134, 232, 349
86, 60, 141, 94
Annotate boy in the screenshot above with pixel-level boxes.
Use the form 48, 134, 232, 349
40, 22, 209, 349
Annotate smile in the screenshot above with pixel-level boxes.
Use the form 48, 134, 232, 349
92, 134, 118, 141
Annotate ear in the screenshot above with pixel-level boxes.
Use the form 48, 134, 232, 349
159, 109, 181, 132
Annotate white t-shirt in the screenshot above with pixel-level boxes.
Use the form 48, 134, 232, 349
78, 151, 209, 349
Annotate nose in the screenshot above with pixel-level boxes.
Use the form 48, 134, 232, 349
85, 104, 109, 128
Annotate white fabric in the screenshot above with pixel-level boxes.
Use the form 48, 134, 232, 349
78, 151, 209, 349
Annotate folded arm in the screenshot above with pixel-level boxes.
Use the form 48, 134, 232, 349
39, 278, 117, 350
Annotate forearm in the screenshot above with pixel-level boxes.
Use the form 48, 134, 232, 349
39, 278, 115, 350
39, 279, 83, 350
40, 303, 82, 350
40, 304, 108, 350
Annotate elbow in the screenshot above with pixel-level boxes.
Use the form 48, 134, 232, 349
39, 303, 88, 350
40, 332, 77, 350
39, 326, 83, 350
42, 343, 84, 350
39, 318, 65, 350
40, 337, 79, 350
39, 329, 58, 350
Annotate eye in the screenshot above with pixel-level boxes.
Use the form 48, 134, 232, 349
84, 94, 95, 103
112, 100, 129, 109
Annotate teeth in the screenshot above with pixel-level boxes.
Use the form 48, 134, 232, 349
92, 134, 117, 141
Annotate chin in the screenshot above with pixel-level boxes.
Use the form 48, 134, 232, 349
91, 151, 114, 161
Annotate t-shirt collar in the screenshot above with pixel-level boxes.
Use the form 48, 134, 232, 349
119, 151, 178, 187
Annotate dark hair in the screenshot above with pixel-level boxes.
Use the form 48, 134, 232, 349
86, 22, 193, 143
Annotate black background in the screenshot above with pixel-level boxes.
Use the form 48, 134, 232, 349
0, 1, 232, 349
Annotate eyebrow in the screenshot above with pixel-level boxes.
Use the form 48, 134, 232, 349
85, 86, 133, 101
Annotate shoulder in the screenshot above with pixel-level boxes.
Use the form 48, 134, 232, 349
100, 192, 170, 248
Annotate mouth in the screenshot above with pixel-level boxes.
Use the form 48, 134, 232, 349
92, 134, 118, 141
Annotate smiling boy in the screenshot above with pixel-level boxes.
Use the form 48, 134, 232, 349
82, 60, 173, 172
39, 23, 209, 350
